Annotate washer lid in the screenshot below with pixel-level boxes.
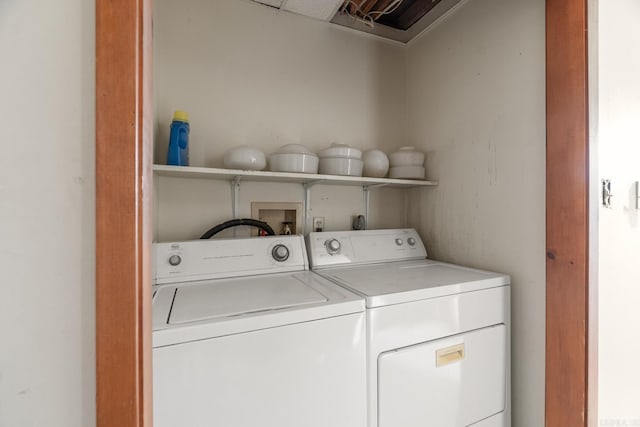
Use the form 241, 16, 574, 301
169, 274, 328, 324
152, 271, 365, 347
320, 260, 510, 307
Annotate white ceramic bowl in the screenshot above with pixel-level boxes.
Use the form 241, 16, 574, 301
389, 146, 425, 167
362, 149, 389, 178
269, 153, 319, 174
318, 157, 363, 177
318, 143, 362, 159
388, 165, 425, 179
276, 143, 316, 155
223, 146, 267, 170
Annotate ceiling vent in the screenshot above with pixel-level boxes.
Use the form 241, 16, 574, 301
251, 0, 344, 21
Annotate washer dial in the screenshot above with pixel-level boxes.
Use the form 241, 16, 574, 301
325, 238, 341, 255
168, 255, 182, 266
271, 244, 290, 262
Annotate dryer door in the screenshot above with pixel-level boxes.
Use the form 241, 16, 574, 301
378, 324, 506, 427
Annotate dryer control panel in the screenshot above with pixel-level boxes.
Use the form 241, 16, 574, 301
307, 228, 427, 269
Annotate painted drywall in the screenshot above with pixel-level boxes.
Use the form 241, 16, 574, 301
0, 0, 95, 426
156, 177, 408, 241
153, 0, 410, 240
406, 0, 546, 425
597, 1, 640, 424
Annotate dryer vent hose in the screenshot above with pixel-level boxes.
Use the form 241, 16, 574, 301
200, 218, 276, 239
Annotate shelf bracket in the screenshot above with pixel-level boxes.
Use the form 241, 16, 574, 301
363, 186, 371, 230
302, 182, 316, 235
230, 176, 241, 219
364, 183, 389, 191
361, 184, 389, 229
303, 180, 324, 189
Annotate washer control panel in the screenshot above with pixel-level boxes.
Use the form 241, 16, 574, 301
306, 228, 427, 269
154, 235, 307, 285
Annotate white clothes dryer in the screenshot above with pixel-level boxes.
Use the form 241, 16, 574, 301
152, 235, 366, 427
307, 229, 511, 427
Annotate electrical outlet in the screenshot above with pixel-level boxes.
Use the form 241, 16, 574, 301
313, 217, 325, 232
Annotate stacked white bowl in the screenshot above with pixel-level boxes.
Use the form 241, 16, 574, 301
318, 143, 363, 177
388, 146, 425, 179
223, 146, 267, 171
269, 143, 319, 174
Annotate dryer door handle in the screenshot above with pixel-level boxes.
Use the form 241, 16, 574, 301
436, 343, 465, 367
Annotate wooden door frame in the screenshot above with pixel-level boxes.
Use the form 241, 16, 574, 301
96, 0, 153, 426
545, 0, 591, 426
95, 1, 592, 426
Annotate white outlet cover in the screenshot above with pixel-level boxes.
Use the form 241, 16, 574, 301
282, 0, 343, 21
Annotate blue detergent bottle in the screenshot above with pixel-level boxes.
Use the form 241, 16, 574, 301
167, 110, 190, 166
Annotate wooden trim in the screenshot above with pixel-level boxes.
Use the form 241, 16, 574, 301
586, 2, 599, 425
96, 0, 153, 425
545, 0, 590, 426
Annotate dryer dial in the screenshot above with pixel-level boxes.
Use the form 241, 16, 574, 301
271, 244, 290, 262
325, 238, 341, 255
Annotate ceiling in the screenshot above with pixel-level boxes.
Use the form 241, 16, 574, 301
251, 0, 465, 43
331, 0, 465, 43
339, 0, 443, 31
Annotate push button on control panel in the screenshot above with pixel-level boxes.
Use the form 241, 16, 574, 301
168, 255, 182, 266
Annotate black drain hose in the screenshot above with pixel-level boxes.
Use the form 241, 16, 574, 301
200, 218, 276, 239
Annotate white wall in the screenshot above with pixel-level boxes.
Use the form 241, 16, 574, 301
0, 0, 95, 426
405, 1, 546, 425
597, 1, 640, 424
153, 0, 410, 241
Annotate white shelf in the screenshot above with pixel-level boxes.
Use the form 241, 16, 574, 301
153, 164, 438, 188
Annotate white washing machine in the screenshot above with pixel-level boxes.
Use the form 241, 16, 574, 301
152, 235, 366, 427
307, 228, 511, 427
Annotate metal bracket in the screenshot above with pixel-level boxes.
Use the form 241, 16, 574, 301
230, 177, 241, 219
302, 181, 324, 235
363, 186, 371, 230
602, 179, 612, 208
361, 184, 388, 229
303, 180, 324, 189
364, 183, 389, 191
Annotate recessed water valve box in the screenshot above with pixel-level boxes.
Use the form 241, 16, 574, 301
251, 202, 303, 235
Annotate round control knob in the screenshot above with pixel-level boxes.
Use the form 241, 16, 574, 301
395, 238, 404, 246
272, 244, 290, 262
407, 237, 416, 246
325, 239, 341, 255
168, 255, 182, 266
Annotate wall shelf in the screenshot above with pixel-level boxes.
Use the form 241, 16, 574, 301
153, 164, 438, 188
153, 164, 437, 234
